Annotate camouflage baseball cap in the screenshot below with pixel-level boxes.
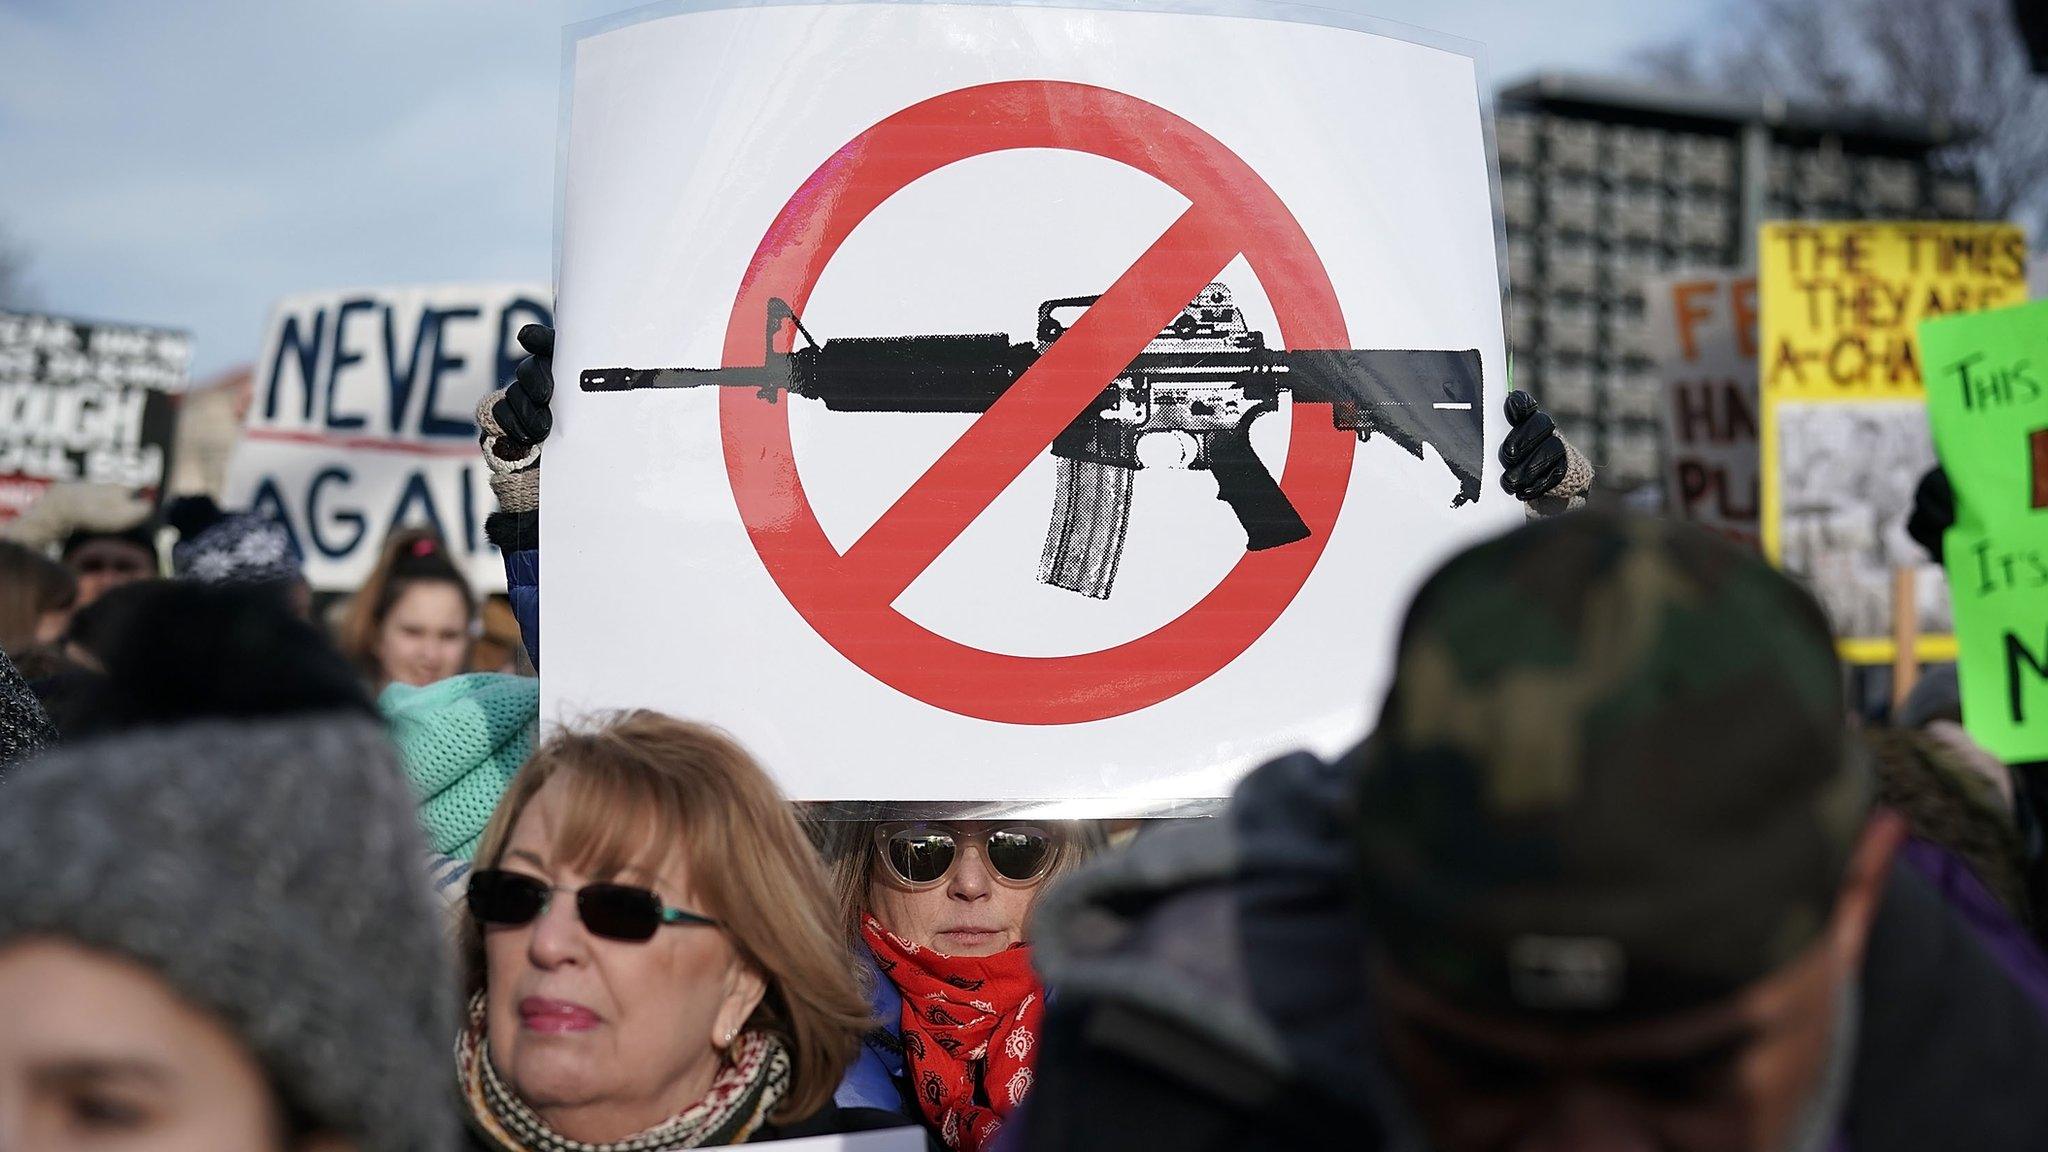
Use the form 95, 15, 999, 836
1353, 512, 1870, 1023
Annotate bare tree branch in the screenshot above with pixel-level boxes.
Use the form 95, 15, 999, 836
1629, 41, 1711, 89
1635, 0, 2048, 240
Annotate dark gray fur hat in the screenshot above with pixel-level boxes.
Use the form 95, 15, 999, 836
0, 714, 458, 1152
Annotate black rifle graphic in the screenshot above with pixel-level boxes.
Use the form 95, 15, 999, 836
583, 283, 1482, 599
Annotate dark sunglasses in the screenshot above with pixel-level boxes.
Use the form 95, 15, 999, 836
873, 823, 1058, 888
466, 868, 719, 942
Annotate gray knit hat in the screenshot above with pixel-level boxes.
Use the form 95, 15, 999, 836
0, 715, 459, 1152
0, 647, 55, 778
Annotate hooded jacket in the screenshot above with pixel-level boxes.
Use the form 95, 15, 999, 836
1020, 750, 2048, 1152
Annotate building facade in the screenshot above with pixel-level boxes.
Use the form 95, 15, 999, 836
1494, 73, 1982, 494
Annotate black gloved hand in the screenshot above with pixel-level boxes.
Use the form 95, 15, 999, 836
477, 323, 553, 554
1905, 466, 1954, 565
1499, 389, 1569, 500
488, 324, 555, 458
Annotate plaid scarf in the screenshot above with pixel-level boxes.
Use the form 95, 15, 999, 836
456, 992, 789, 1151
862, 915, 1043, 1151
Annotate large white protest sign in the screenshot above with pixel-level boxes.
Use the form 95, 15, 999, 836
1643, 271, 1759, 550
224, 284, 551, 593
763, 1130, 925, 1152
546, 3, 1517, 806
0, 311, 188, 524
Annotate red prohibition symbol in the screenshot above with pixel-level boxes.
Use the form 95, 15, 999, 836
719, 80, 1356, 725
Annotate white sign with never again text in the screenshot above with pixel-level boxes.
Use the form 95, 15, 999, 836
223, 284, 552, 593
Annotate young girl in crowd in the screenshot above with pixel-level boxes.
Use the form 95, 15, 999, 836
341, 526, 477, 690
0, 714, 456, 1152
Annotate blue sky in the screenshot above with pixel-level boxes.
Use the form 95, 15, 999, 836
0, 0, 1707, 377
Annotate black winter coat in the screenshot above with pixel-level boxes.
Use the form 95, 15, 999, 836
1019, 751, 2048, 1152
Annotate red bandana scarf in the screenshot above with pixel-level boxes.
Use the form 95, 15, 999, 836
861, 915, 1044, 1151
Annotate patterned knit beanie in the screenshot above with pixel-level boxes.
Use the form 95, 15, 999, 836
0, 714, 459, 1152
382, 672, 540, 859
167, 495, 303, 587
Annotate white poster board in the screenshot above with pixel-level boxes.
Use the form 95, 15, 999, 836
223, 284, 552, 593
546, 2, 1518, 807
1642, 271, 1760, 550
767, 1129, 926, 1152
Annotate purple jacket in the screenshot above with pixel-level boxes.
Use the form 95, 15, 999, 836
1900, 837, 2048, 1016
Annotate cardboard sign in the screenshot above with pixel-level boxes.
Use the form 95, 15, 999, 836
1758, 222, 2028, 662
1644, 271, 1759, 549
0, 311, 187, 523
1920, 299, 2048, 762
222, 284, 551, 593
545, 4, 1517, 806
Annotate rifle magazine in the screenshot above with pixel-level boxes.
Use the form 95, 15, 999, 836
1039, 456, 1134, 600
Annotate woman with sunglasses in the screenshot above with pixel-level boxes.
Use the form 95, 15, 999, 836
815, 819, 1099, 1151
461, 711, 911, 1149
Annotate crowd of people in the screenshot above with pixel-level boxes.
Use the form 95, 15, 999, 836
2, 323, 2045, 1151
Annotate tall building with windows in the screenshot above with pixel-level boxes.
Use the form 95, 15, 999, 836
1495, 74, 1981, 494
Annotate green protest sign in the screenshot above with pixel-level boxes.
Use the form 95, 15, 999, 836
1920, 298, 2048, 763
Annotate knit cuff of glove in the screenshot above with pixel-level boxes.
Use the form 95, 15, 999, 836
487, 466, 537, 517
475, 389, 541, 476
484, 509, 537, 553
482, 440, 539, 551
1524, 436, 1593, 519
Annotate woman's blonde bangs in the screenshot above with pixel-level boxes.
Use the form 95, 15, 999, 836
541, 741, 707, 896
464, 711, 871, 1124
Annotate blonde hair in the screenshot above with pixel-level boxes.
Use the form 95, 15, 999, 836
465, 711, 870, 1124
811, 819, 1102, 955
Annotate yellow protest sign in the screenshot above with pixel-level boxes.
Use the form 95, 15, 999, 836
1758, 221, 2028, 664
1762, 222, 2027, 398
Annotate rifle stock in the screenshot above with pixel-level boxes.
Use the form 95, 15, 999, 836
1279, 348, 1485, 506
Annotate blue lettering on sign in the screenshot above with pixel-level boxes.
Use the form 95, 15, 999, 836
459, 464, 481, 552
247, 477, 305, 559
263, 308, 327, 422
420, 306, 481, 438
494, 296, 555, 396
308, 466, 368, 559
388, 469, 448, 542
324, 298, 376, 431
381, 307, 438, 436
